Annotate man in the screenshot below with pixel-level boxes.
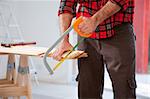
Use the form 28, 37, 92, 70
52, 0, 136, 99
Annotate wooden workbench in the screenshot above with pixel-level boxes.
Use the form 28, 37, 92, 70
0, 45, 87, 99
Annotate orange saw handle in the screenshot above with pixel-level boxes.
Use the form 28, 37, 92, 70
73, 17, 92, 38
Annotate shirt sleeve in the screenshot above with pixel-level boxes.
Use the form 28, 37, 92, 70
110, 0, 129, 11
58, 0, 78, 17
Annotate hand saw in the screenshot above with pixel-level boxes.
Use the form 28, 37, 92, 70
43, 17, 92, 75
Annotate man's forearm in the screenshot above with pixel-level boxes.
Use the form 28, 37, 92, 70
59, 13, 73, 42
92, 1, 121, 26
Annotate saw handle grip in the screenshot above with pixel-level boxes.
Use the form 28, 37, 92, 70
73, 17, 92, 38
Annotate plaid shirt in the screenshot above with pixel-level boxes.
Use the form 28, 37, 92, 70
58, 0, 134, 39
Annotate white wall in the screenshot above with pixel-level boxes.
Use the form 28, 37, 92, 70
12, 1, 60, 46
0, 0, 78, 84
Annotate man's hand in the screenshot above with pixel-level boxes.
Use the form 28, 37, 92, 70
51, 41, 73, 61
78, 16, 98, 35
78, 1, 121, 35
51, 13, 73, 61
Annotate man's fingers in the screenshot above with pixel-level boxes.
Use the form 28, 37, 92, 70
83, 28, 91, 33
79, 25, 92, 34
81, 24, 88, 29
52, 53, 62, 61
53, 55, 62, 61
81, 26, 89, 32
52, 50, 65, 61
78, 17, 92, 33
78, 17, 88, 29
78, 22, 85, 29
51, 42, 73, 61
78, 22, 89, 33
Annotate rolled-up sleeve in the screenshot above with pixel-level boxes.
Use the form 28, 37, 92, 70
58, 0, 78, 17
110, 0, 129, 11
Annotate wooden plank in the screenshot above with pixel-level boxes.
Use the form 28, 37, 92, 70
0, 79, 13, 84
0, 46, 88, 59
0, 84, 16, 87
0, 86, 30, 96
61, 50, 88, 59
0, 46, 48, 56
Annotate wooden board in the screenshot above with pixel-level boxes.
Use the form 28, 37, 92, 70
0, 46, 48, 56
0, 46, 88, 59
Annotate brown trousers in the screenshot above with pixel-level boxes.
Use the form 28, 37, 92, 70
77, 23, 137, 99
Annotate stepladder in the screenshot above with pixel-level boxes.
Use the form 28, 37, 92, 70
0, 1, 39, 85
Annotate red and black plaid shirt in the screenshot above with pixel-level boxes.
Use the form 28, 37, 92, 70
58, 0, 134, 39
